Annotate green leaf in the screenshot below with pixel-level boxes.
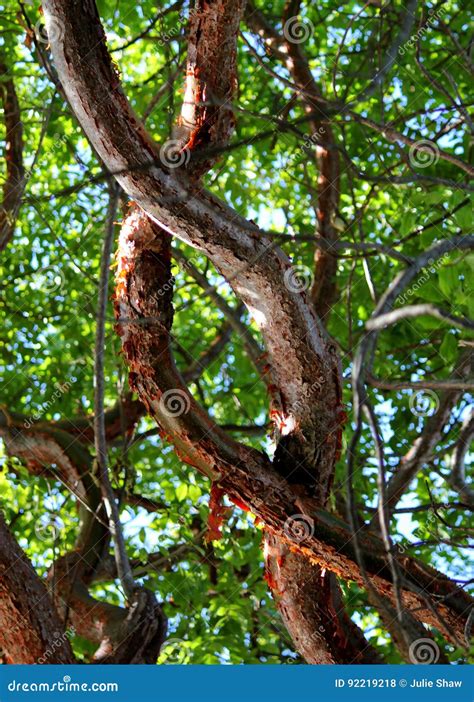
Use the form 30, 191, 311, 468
439, 333, 458, 363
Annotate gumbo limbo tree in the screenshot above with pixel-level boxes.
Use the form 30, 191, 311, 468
0, 0, 472, 665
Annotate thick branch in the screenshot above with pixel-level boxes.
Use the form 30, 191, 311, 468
114, 209, 472, 646
0, 512, 74, 664
42, 0, 342, 500
174, 0, 246, 178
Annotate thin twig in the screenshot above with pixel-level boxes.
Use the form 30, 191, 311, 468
94, 181, 136, 600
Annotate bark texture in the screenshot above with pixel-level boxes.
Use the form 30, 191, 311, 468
113, 209, 472, 648
175, 0, 246, 177
40, 0, 474, 665
0, 56, 25, 250
0, 513, 74, 664
0, 406, 167, 663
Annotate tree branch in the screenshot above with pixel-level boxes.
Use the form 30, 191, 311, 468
0, 512, 75, 664
0, 55, 26, 250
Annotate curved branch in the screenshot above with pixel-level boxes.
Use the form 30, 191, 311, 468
49, 553, 166, 664
42, 0, 474, 659
42, 0, 342, 500
246, 2, 386, 660
114, 208, 473, 646
366, 303, 474, 332
264, 533, 383, 664
0, 409, 167, 663
448, 409, 474, 508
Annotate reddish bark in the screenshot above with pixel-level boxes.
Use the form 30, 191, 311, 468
41, 0, 342, 500
0, 56, 26, 250
40, 0, 473, 664
264, 534, 383, 664
113, 210, 472, 648
246, 1, 340, 321
0, 513, 74, 664
49, 553, 167, 664
175, 0, 246, 178
0, 407, 167, 663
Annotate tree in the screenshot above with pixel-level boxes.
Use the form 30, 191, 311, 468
0, 0, 472, 665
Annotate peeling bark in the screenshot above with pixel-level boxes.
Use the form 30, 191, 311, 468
0, 407, 167, 663
41, 0, 474, 663
175, 0, 246, 178
264, 534, 383, 664
114, 209, 472, 647
0, 56, 26, 251
0, 513, 74, 664
49, 553, 167, 664
42, 0, 342, 498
